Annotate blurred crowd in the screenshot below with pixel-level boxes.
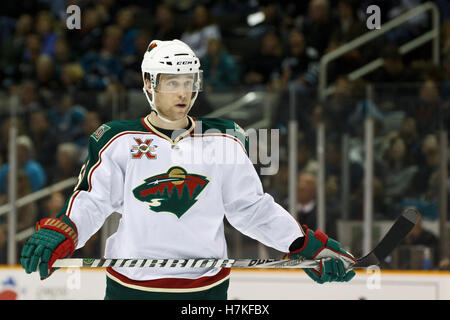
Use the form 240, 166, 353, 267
0, 0, 449, 267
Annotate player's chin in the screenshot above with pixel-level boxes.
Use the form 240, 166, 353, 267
168, 111, 188, 122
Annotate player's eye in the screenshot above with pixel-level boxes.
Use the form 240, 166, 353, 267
167, 80, 179, 87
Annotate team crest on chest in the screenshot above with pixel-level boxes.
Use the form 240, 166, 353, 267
131, 138, 157, 159
133, 166, 209, 219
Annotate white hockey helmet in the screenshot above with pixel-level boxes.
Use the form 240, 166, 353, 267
141, 39, 203, 123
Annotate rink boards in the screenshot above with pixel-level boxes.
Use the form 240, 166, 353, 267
1, 266, 450, 300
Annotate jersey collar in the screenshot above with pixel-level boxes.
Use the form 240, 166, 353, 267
142, 115, 196, 145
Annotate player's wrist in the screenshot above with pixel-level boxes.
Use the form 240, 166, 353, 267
287, 225, 327, 259
37, 217, 78, 254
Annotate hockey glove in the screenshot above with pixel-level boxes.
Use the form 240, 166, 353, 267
285, 225, 356, 284
21, 217, 78, 280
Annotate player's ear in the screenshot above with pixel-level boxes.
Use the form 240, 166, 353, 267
145, 78, 152, 93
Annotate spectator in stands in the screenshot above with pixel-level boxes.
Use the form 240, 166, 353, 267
81, 25, 124, 89
48, 93, 86, 143
386, 0, 429, 45
279, 29, 319, 90
116, 6, 138, 56
325, 138, 363, 196
181, 5, 221, 59
397, 117, 422, 166
380, 136, 419, 204
370, 45, 420, 111
122, 29, 152, 88
68, 6, 104, 55
350, 176, 388, 219
298, 139, 318, 176
201, 38, 239, 92
53, 37, 74, 73
326, 0, 366, 82
330, 0, 365, 45
247, 3, 285, 38
153, 3, 182, 41
0, 135, 47, 194
347, 79, 386, 135
52, 143, 82, 187
35, 11, 58, 57
321, 76, 359, 135
297, 172, 338, 238
412, 78, 443, 137
17, 80, 43, 118
35, 54, 59, 97
243, 30, 284, 89
297, 0, 334, 56
20, 33, 42, 80
381, 117, 422, 167
377, 44, 405, 83
60, 63, 85, 94
410, 134, 441, 198
28, 110, 58, 180
0, 14, 33, 87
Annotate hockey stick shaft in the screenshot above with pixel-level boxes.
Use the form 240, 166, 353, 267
54, 257, 327, 269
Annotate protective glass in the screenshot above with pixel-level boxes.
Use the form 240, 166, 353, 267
154, 71, 203, 93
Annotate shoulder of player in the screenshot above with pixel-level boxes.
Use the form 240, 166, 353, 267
89, 119, 148, 146
194, 117, 245, 135
194, 117, 248, 152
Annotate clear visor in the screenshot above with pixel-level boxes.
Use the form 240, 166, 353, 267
154, 71, 203, 93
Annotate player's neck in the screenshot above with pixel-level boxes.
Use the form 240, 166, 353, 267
148, 112, 189, 130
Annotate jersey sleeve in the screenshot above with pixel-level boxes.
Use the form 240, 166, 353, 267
57, 126, 124, 249
221, 126, 303, 253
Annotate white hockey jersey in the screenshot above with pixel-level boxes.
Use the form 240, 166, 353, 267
59, 115, 303, 292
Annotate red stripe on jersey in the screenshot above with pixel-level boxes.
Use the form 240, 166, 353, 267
66, 190, 81, 218
106, 267, 231, 289
140, 117, 154, 133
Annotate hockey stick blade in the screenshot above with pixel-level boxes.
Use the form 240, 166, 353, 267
356, 206, 419, 267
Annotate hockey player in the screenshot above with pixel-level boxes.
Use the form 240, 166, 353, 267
21, 39, 356, 300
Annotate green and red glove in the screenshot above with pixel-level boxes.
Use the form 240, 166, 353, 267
21, 217, 78, 280
285, 225, 356, 284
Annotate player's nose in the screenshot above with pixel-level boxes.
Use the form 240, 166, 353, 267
177, 89, 188, 100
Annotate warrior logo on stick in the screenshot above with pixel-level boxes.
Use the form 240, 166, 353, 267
133, 167, 209, 218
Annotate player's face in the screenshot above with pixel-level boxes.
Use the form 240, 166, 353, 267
146, 74, 195, 121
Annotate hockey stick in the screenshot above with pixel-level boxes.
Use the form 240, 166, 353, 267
53, 206, 419, 269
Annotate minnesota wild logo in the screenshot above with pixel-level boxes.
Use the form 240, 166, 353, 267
133, 167, 209, 219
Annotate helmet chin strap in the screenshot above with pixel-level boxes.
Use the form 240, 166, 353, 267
143, 87, 199, 125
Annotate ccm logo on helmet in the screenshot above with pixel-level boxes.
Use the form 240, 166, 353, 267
177, 61, 193, 65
